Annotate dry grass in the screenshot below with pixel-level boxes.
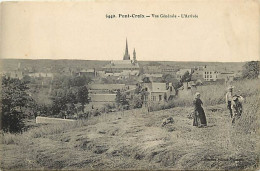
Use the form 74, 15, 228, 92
174, 79, 260, 107
1, 132, 21, 145
1, 79, 259, 170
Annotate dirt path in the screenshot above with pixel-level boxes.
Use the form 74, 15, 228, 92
1, 105, 258, 170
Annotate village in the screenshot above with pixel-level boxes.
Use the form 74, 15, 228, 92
1, 39, 245, 118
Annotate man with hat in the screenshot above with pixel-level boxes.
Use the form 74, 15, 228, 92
226, 86, 234, 118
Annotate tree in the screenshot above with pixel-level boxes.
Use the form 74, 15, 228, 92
1, 77, 33, 133
162, 74, 182, 95
242, 61, 260, 79
181, 71, 192, 82
115, 89, 128, 107
134, 84, 142, 94
162, 74, 176, 83
77, 86, 89, 112
116, 89, 122, 106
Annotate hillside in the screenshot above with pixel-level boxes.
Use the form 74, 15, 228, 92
1, 103, 259, 170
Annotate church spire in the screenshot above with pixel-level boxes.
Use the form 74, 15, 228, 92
133, 48, 137, 64
123, 38, 130, 60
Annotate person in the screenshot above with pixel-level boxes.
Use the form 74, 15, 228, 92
231, 94, 244, 124
226, 86, 234, 118
193, 92, 207, 127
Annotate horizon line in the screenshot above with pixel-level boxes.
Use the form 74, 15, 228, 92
2, 58, 257, 63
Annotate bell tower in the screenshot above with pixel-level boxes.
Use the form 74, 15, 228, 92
123, 38, 130, 60
133, 48, 137, 64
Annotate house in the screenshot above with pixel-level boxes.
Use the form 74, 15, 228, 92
77, 69, 96, 78
203, 70, 219, 81
142, 82, 176, 102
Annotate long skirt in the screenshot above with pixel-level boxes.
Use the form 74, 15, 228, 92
193, 107, 207, 126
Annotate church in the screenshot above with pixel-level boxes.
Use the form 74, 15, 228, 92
102, 39, 140, 76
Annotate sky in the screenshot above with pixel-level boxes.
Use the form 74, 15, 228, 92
1, 0, 259, 62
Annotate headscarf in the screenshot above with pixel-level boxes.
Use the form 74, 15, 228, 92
194, 92, 200, 99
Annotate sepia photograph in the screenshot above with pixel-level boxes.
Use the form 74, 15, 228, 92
0, 0, 259, 170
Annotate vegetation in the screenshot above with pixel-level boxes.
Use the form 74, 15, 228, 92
180, 71, 192, 82
1, 59, 259, 169
1, 77, 259, 170
116, 89, 129, 109
47, 75, 91, 118
1, 77, 34, 133
242, 61, 259, 79
162, 74, 182, 92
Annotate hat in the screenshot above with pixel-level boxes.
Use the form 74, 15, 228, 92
228, 86, 234, 91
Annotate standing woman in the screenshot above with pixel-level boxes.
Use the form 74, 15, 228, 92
193, 92, 207, 127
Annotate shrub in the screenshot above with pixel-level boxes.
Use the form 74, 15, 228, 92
129, 95, 143, 109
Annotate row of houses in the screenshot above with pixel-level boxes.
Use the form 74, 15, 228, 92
88, 81, 176, 104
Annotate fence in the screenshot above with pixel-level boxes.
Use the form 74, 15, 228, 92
36, 116, 76, 124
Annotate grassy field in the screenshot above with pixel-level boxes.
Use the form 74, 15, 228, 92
1, 79, 259, 170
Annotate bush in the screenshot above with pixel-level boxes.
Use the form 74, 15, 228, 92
129, 95, 143, 109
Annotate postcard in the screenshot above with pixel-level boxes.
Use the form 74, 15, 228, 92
0, 0, 259, 170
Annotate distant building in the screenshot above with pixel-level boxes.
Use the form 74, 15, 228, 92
102, 39, 139, 75
143, 65, 162, 74
28, 72, 54, 79
203, 70, 219, 81
9, 70, 24, 80
77, 69, 96, 78
161, 66, 176, 75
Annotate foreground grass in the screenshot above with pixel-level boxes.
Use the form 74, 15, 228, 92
1, 79, 259, 170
